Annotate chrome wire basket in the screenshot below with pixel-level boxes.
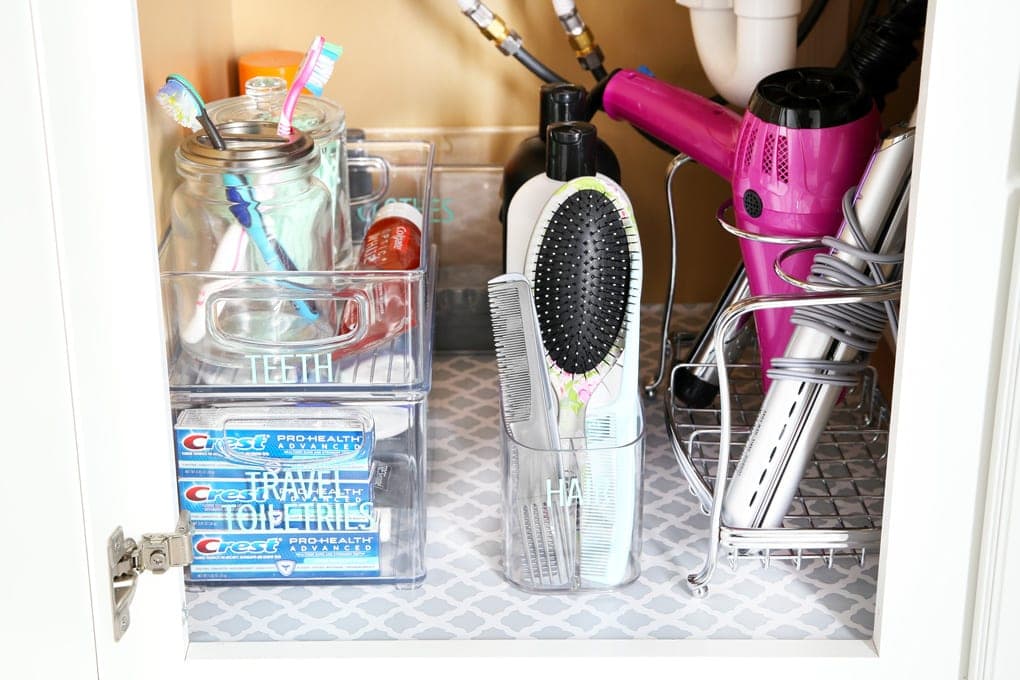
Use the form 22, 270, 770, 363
665, 285, 900, 597
667, 361, 888, 579
652, 128, 911, 596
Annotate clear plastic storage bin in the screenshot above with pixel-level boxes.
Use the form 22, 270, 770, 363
500, 407, 645, 592
171, 396, 427, 586
161, 140, 435, 393
363, 127, 532, 351
162, 140, 435, 589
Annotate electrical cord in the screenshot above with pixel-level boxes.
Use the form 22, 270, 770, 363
838, 0, 927, 109
797, 0, 831, 45
847, 0, 882, 49
515, 46, 568, 84
766, 187, 904, 387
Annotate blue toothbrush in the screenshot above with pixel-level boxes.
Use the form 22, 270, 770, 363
157, 74, 317, 323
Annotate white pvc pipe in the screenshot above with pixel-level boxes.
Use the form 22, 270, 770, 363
680, 0, 800, 107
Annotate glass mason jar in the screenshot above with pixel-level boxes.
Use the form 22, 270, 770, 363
169, 122, 336, 368
207, 77, 353, 269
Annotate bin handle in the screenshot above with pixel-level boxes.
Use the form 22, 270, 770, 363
204, 285, 370, 354
349, 155, 391, 207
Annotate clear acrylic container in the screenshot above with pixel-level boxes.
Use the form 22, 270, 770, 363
168, 122, 335, 365
361, 127, 532, 351
172, 395, 427, 586
161, 140, 435, 392
207, 77, 353, 269
163, 139, 435, 590
500, 407, 645, 592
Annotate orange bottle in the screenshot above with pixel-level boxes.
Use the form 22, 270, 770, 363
238, 50, 305, 93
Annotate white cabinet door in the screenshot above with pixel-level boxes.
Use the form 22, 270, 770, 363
11, 1, 188, 677
15, 0, 1020, 678
969, 211, 1020, 680
1, 2, 102, 677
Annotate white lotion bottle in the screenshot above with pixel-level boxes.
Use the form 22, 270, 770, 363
515, 123, 643, 586
500, 83, 621, 272
505, 122, 621, 274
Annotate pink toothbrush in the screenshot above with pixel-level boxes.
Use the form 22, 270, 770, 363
277, 36, 343, 137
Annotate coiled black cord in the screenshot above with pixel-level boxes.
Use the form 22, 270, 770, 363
839, 0, 928, 110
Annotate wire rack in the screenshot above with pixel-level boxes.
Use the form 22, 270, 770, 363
666, 348, 892, 596
668, 359, 887, 547
649, 128, 910, 596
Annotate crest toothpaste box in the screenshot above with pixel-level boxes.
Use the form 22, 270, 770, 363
174, 407, 374, 480
174, 407, 382, 581
179, 477, 374, 531
188, 529, 381, 581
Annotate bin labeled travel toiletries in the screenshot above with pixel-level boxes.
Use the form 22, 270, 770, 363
173, 401, 426, 585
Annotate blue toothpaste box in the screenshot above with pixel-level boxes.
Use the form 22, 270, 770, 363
174, 410, 373, 481
179, 477, 374, 531
174, 407, 381, 581
189, 530, 381, 580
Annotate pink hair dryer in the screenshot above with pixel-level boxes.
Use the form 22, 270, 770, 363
602, 67, 880, 389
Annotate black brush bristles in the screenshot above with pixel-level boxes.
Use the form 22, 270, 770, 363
530, 188, 638, 376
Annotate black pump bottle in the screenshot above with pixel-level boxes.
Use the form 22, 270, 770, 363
499, 83, 621, 271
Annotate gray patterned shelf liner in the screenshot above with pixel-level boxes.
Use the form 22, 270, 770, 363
185, 305, 880, 642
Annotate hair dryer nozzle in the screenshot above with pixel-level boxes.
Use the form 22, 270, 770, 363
601, 69, 741, 179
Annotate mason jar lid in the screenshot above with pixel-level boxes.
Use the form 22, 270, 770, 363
177, 121, 319, 174
206, 77, 345, 142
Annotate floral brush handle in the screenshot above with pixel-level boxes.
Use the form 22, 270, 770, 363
550, 363, 615, 440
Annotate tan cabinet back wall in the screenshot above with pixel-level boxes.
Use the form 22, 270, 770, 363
139, 0, 918, 303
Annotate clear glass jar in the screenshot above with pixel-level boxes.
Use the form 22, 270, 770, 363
207, 77, 353, 269
169, 122, 336, 368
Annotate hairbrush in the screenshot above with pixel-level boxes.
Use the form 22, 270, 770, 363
524, 174, 641, 586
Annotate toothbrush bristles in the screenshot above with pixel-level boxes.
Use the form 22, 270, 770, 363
278, 38, 343, 136
156, 79, 202, 131
306, 60, 336, 96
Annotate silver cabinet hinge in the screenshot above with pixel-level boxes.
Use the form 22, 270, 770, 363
108, 510, 193, 641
